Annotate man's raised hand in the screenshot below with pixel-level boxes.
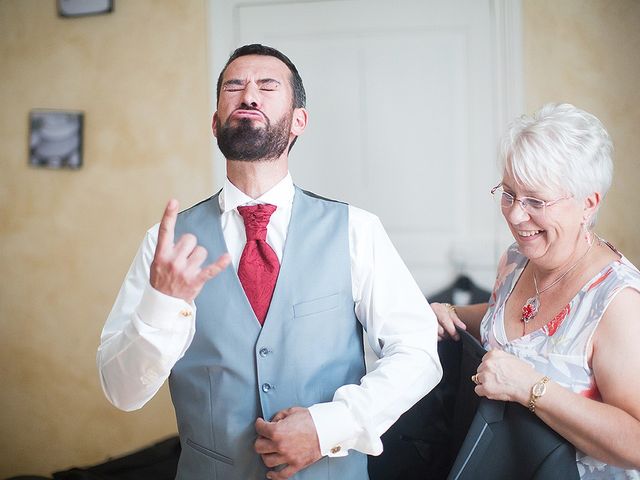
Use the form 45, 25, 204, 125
150, 199, 230, 302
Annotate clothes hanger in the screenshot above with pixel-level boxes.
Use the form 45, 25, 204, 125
453, 274, 478, 292
449, 249, 474, 292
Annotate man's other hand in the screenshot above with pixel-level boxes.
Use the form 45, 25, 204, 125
254, 407, 322, 479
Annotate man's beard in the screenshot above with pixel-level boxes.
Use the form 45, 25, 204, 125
216, 111, 292, 162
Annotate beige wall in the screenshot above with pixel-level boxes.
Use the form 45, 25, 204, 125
0, 0, 213, 476
523, 0, 640, 265
1, 0, 639, 477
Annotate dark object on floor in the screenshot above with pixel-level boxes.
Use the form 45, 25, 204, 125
51, 436, 180, 480
6, 477, 52, 480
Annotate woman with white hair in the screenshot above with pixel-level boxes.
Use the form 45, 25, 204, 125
433, 103, 640, 478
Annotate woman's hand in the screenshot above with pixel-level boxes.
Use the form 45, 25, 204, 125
473, 349, 539, 405
431, 302, 467, 341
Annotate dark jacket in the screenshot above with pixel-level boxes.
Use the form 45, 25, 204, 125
446, 329, 579, 480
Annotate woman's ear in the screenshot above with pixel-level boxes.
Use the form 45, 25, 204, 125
582, 191, 601, 224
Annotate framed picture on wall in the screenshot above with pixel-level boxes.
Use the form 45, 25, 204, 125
29, 109, 83, 170
58, 0, 114, 18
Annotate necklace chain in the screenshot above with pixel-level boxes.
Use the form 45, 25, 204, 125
521, 235, 596, 332
533, 239, 594, 296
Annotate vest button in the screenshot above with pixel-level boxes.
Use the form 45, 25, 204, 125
259, 347, 270, 357
261, 383, 272, 393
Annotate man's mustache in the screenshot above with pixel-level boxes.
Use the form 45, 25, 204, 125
233, 103, 268, 122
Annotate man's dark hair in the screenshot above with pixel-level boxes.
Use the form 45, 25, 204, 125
216, 44, 306, 109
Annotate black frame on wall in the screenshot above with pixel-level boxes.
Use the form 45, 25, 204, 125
29, 109, 84, 170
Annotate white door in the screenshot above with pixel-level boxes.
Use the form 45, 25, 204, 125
208, 0, 521, 295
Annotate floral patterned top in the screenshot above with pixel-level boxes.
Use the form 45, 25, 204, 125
480, 242, 640, 479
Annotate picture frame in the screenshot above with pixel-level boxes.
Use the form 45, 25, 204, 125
58, 0, 114, 18
29, 109, 83, 170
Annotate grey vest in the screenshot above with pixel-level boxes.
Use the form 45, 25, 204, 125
170, 187, 368, 479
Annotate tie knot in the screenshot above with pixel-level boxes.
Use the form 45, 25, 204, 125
237, 204, 277, 241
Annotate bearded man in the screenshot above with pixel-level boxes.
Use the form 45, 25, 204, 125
97, 44, 442, 480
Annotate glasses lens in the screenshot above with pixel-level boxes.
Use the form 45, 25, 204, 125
500, 191, 514, 208
522, 197, 546, 215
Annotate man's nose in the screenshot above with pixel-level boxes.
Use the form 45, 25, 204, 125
241, 82, 260, 109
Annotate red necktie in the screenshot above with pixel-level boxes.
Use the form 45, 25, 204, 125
237, 204, 280, 325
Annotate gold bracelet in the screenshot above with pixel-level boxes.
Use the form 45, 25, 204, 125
528, 376, 550, 414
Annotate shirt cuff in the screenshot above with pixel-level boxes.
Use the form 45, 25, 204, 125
308, 402, 362, 457
136, 284, 195, 330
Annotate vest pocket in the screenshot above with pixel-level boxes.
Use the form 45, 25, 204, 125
186, 438, 234, 465
293, 293, 339, 318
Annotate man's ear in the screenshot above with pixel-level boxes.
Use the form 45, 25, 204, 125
212, 112, 219, 138
290, 107, 308, 137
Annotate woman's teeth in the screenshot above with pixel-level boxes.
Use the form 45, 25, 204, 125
518, 230, 542, 237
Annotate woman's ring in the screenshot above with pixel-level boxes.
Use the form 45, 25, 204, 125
471, 374, 480, 385
443, 303, 456, 313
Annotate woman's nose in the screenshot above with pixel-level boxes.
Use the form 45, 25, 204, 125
503, 200, 531, 224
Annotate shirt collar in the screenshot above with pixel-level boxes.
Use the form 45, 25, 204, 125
220, 172, 295, 213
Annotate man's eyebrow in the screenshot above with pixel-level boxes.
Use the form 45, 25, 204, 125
222, 79, 245, 87
222, 78, 281, 88
257, 78, 281, 85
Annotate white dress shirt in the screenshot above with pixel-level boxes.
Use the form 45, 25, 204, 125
98, 173, 442, 457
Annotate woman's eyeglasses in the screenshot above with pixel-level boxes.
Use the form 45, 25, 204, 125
491, 184, 570, 216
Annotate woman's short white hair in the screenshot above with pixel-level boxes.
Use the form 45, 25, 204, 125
499, 103, 613, 226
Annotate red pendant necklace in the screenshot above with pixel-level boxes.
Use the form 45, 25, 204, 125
521, 239, 594, 332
